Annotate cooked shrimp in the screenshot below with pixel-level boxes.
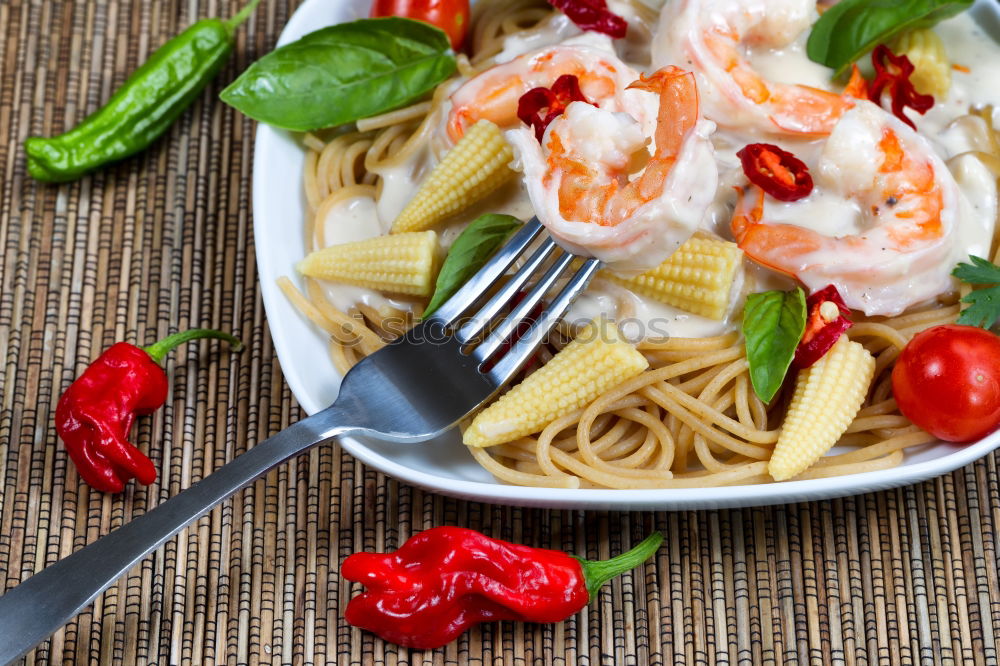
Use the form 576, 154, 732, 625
506, 66, 719, 271
446, 37, 649, 143
653, 0, 866, 137
732, 100, 975, 316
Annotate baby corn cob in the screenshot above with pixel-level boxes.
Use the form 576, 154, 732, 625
768, 336, 875, 482
463, 319, 649, 449
297, 231, 439, 297
391, 119, 515, 233
890, 29, 951, 98
604, 237, 743, 320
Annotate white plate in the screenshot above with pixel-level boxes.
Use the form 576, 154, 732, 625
253, 0, 1000, 509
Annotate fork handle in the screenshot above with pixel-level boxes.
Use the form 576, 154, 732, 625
0, 406, 352, 665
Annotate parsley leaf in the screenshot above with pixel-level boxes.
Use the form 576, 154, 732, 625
953, 255, 1000, 329
953, 254, 1000, 284
957, 290, 1000, 328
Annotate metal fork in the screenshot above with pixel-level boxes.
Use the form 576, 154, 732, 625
0, 218, 601, 664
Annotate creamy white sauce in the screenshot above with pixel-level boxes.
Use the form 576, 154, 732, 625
495, 14, 583, 63
949, 152, 998, 258
322, 194, 385, 241
761, 189, 863, 237
316, 194, 417, 314
374, 162, 423, 226
923, 13, 1000, 131
311, 4, 1000, 337
749, 35, 835, 91
565, 279, 735, 339
494, 3, 655, 67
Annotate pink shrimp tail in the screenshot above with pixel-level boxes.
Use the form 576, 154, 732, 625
731, 185, 823, 278
592, 67, 701, 226
766, 66, 867, 136
628, 66, 699, 164
730, 185, 764, 243
843, 65, 869, 100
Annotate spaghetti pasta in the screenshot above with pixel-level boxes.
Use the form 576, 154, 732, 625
285, 0, 1000, 489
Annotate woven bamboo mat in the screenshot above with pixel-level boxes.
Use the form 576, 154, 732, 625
2, 1, 1000, 663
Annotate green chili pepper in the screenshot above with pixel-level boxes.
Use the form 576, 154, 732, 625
24, 0, 262, 182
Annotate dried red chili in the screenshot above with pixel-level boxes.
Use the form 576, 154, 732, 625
793, 285, 852, 369
868, 44, 934, 130
56, 328, 241, 493
342, 527, 663, 649
737, 143, 814, 202
546, 0, 627, 39
517, 73, 596, 142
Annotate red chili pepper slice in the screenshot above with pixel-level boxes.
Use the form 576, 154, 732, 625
737, 143, 814, 202
343, 527, 663, 649
517, 74, 596, 142
55, 328, 241, 492
792, 284, 852, 369
868, 44, 934, 130
547, 0, 627, 39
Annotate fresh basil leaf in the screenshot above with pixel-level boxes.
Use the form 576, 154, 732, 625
953, 255, 1000, 328
742, 288, 807, 403
221, 17, 456, 131
807, 0, 973, 77
423, 214, 523, 319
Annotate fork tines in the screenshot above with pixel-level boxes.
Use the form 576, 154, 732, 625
426, 217, 602, 384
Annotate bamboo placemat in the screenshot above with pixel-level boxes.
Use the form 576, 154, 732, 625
1, 1, 999, 663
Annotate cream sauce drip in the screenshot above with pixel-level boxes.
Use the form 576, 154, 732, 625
924, 12, 1000, 129
316, 194, 417, 314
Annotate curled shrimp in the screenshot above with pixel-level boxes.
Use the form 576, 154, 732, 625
731, 100, 978, 316
653, 0, 866, 137
506, 66, 719, 271
446, 37, 649, 143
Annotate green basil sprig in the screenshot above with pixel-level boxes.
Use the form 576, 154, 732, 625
806, 0, 973, 77
423, 214, 523, 319
221, 17, 456, 131
742, 288, 807, 403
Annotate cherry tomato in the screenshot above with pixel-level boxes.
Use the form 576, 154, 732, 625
891, 324, 1000, 442
371, 0, 470, 50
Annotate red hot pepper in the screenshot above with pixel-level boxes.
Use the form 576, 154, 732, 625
546, 0, 627, 39
517, 74, 596, 142
342, 527, 663, 649
737, 143, 813, 202
793, 284, 852, 369
868, 44, 934, 130
55, 328, 241, 493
